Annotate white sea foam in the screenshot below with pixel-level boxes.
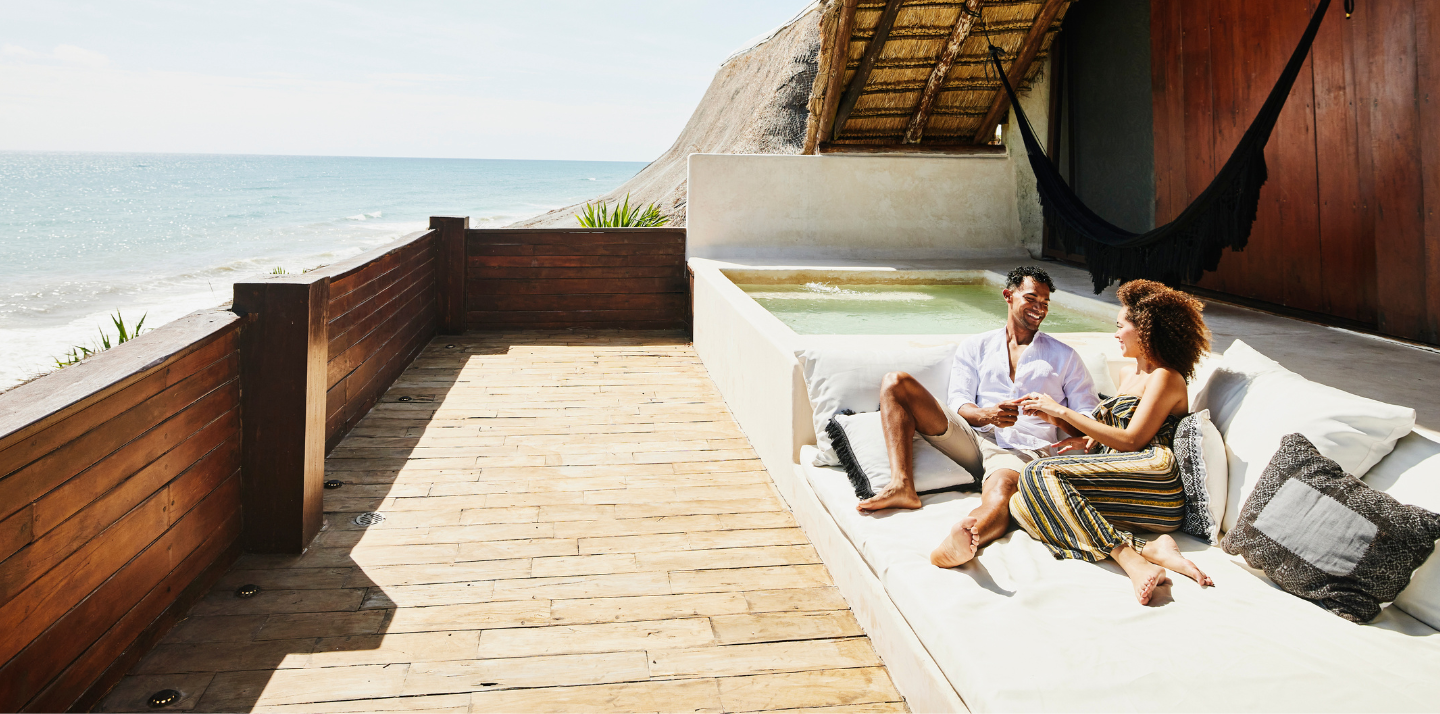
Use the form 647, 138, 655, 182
0, 152, 646, 390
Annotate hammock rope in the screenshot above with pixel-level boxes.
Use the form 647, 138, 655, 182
986, 0, 1342, 293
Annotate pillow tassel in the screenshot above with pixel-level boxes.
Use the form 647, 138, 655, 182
825, 413, 876, 500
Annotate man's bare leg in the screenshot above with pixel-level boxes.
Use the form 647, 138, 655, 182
856, 372, 949, 513
930, 469, 1019, 567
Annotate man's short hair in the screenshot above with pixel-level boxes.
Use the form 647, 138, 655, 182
1006, 266, 1055, 293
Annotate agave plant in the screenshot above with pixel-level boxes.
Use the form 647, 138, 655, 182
576, 194, 669, 228
54, 310, 148, 368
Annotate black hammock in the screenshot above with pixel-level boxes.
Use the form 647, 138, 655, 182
991, 0, 1340, 293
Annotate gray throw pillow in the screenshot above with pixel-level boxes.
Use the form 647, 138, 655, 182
1222, 433, 1440, 622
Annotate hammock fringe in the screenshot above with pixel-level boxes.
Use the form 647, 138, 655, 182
993, 0, 1334, 293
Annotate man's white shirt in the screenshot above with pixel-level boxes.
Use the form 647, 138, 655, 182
946, 328, 1100, 450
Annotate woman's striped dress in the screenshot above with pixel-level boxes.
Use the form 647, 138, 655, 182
1009, 395, 1185, 562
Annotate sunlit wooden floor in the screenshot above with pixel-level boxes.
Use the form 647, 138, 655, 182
100, 331, 905, 713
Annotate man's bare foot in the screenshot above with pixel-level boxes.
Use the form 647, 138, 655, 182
930, 517, 981, 568
1141, 534, 1214, 586
857, 483, 922, 512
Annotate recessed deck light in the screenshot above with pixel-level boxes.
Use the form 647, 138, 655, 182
147, 689, 181, 708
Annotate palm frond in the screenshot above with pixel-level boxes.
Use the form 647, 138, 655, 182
576, 194, 670, 228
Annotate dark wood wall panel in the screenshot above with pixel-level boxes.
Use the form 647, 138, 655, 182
1423, 1, 1440, 340
464, 229, 688, 330
0, 310, 244, 712
1152, 0, 1439, 343
322, 230, 440, 450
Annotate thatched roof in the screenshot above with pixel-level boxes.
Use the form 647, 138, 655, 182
510, 6, 822, 228
804, 0, 1071, 151
511, 0, 1067, 228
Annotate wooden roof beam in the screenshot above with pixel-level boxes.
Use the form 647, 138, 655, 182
971, 0, 1066, 144
813, 0, 861, 150
830, 0, 906, 142
904, 0, 984, 144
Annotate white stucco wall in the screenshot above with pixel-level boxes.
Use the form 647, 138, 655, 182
1006, 69, 1052, 258
686, 153, 1026, 260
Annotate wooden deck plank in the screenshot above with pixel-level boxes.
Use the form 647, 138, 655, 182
105, 332, 905, 713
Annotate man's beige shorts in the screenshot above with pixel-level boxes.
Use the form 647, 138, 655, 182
920, 399, 1047, 482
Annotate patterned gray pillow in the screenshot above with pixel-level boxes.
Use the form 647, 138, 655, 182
1174, 409, 1226, 544
1222, 433, 1440, 622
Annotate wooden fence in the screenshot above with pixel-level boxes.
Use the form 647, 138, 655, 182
231, 223, 456, 553
465, 228, 689, 330
0, 310, 244, 712
0, 219, 685, 710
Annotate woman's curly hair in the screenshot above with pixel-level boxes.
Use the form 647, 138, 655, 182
1116, 279, 1211, 380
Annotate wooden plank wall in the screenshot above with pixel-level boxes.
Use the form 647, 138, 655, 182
1151, 0, 1440, 344
465, 228, 689, 330
0, 309, 244, 712
323, 230, 439, 451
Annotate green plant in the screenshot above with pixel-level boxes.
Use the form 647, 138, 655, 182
271, 266, 288, 274
54, 311, 148, 368
576, 194, 669, 228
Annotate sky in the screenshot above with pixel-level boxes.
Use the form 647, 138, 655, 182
0, 1, 813, 162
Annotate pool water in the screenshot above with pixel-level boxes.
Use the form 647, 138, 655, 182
736, 282, 1115, 335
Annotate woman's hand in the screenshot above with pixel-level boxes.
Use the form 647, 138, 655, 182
1019, 392, 1067, 419
1051, 436, 1096, 455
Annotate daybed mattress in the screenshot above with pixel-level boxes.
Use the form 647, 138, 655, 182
799, 445, 1440, 713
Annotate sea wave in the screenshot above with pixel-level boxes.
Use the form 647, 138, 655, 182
0, 151, 648, 389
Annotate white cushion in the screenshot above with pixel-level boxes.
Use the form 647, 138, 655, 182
796, 345, 956, 467
1075, 344, 1120, 398
1187, 350, 1223, 406
1175, 408, 1228, 544
1363, 430, 1440, 631
827, 410, 975, 498
1192, 340, 1416, 532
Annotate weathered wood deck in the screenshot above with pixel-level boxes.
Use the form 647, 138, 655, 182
98, 331, 905, 713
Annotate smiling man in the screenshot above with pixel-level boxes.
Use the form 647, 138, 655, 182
856, 266, 1098, 568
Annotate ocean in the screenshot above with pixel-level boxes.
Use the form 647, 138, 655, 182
0, 152, 646, 389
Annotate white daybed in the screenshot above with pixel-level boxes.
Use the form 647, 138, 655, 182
789, 353, 1440, 713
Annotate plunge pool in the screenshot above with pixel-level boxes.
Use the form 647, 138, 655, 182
734, 280, 1115, 335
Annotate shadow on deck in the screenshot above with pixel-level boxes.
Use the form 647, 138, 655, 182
97, 331, 905, 713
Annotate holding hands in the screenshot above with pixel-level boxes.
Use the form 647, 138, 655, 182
1019, 391, 1067, 418
976, 397, 1022, 428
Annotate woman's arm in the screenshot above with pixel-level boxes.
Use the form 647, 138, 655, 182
1020, 369, 1187, 452
1033, 410, 1084, 438
1038, 359, 1136, 437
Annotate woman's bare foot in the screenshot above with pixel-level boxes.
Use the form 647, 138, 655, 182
1129, 563, 1171, 605
930, 517, 980, 568
1141, 534, 1214, 587
857, 483, 922, 512
1112, 544, 1172, 606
